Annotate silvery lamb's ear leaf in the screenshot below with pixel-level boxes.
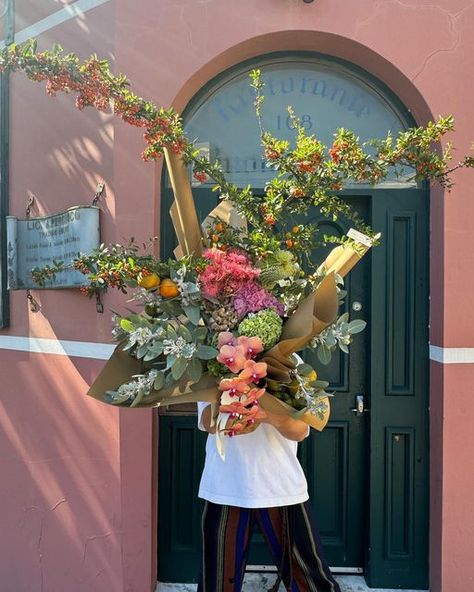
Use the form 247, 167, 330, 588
348, 319, 367, 334
337, 312, 349, 324
339, 342, 349, 354
317, 344, 332, 365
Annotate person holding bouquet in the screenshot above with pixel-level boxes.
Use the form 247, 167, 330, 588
197, 401, 341, 592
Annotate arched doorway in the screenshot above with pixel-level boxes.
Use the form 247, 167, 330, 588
158, 54, 429, 589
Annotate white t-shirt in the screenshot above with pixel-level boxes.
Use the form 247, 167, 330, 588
197, 402, 309, 508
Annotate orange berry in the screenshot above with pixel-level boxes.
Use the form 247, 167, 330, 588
292, 226, 300, 234
212, 234, 219, 243
159, 278, 180, 299
215, 223, 225, 232
286, 239, 294, 249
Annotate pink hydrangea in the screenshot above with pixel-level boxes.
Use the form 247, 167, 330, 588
198, 248, 260, 298
233, 281, 285, 316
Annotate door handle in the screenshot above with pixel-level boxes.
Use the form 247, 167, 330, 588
351, 394, 368, 416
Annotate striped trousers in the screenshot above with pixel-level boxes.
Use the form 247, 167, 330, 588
197, 500, 341, 592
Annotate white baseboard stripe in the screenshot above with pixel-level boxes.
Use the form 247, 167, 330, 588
429, 345, 474, 364
0, 0, 111, 48
0, 336, 473, 364
0, 335, 115, 360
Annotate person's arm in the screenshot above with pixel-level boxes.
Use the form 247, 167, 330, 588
201, 404, 217, 434
257, 408, 309, 442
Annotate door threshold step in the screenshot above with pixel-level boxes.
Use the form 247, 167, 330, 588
157, 575, 429, 591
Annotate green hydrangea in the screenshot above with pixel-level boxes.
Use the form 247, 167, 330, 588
238, 308, 283, 350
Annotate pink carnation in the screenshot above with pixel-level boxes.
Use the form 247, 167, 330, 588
198, 248, 260, 299
233, 281, 285, 316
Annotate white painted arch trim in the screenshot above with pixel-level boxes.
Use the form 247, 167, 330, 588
0, 0, 111, 48
0, 335, 114, 360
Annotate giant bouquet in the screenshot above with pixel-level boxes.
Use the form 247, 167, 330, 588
2, 42, 473, 455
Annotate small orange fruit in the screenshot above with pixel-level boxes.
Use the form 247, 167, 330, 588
215, 222, 225, 232
286, 239, 294, 249
159, 278, 180, 299
138, 273, 161, 290
292, 225, 300, 234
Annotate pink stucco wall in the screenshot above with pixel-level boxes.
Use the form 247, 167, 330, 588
1, 1, 474, 591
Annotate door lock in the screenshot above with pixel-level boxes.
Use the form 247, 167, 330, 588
351, 394, 368, 416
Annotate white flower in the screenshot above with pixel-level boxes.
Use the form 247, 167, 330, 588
163, 336, 197, 359
128, 327, 154, 347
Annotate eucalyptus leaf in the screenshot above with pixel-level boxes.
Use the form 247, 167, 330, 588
153, 372, 165, 391
130, 389, 145, 408
194, 326, 208, 342
144, 349, 160, 362
136, 344, 149, 359
183, 305, 201, 326
164, 371, 176, 388
187, 357, 203, 382
196, 344, 218, 360
166, 354, 177, 369
106, 390, 132, 405
172, 357, 187, 380
296, 363, 313, 376
178, 324, 193, 342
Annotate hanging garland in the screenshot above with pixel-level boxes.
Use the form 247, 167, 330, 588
1, 39, 474, 273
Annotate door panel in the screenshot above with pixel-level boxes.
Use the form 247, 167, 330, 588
367, 189, 429, 589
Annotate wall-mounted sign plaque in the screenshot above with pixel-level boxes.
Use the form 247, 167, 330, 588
6, 205, 100, 289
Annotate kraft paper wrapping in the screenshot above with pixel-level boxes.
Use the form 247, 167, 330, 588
87, 272, 339, 424
87, 344, 220, 409
164, 148, 203, 257
259, 272, 339, 431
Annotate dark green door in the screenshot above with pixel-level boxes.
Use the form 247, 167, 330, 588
158, 188, 429, 588
247, 196, 370, 571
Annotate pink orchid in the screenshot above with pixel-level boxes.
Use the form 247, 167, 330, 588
246, 387, 266, 403
217, 344, 247, 373
219, 401, 252, 416
218, 377, 250, 397
217, 331, 236, 349
239, 360, 268, 383
236, 335, 264, 358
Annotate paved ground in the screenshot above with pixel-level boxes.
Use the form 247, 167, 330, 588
157, 574, 429, 591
